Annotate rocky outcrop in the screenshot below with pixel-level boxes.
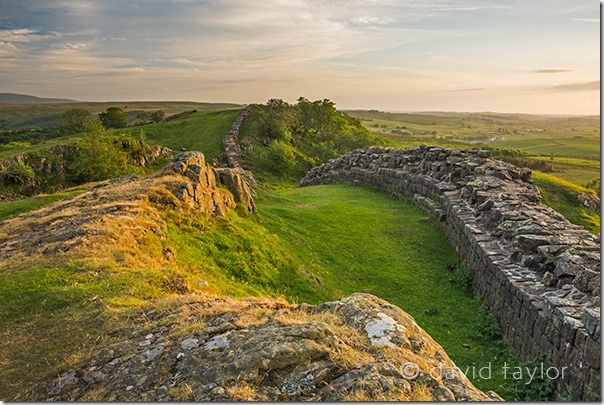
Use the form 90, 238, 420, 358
41, 293, 500, 401
0, 152, 254, 262
0, 142, 172, 199
162, 151, 255, 214
300, 146, 601, 400
214, 167, 256, 214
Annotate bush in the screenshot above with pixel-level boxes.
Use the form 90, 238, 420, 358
1, 160, 36, 186
150, 110, 165, 123
69, 120, 132, 182
476, 303, 501, 340
267, 140, 298, 174
99, 107, 128, 128
509, 356, 555, 401
61, 108, 92, 132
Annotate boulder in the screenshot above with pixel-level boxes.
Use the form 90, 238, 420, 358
41, 293, 500, 401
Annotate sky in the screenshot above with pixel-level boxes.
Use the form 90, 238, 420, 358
0, 0, 600, 114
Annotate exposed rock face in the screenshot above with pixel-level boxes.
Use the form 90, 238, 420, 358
214, 167, 256, 213
0, 152, 253, 262
41, 293, 500, 401
0, 142, 172, 199
300, 146, 601, 400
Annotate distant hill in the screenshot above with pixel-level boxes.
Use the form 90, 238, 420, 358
0, 93, 77, 104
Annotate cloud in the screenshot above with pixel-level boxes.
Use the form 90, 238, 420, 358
449, 88, 485, 92
62, 42, 89, 50
0, 0, 599, 114
570, 18, 599, 23
533, 69, 573, 74
0, 28, 43, 42
546, 81, 599, 92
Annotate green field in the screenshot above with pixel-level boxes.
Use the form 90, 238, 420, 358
0, 101, 242, 130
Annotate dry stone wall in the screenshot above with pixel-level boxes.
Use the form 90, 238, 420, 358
222, 105, 254, 168
300, 145, 601, 400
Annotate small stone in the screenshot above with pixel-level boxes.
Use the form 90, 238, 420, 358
477, 200, 494, 212
181, 337, 199, 351
139, 339, 151, 347
542, 271, 557, 287
433, 386, 455, 401
210, 386, 225, 395
144, 347, 162, 362
204, 333, 230, 351
126, 385, 134, 391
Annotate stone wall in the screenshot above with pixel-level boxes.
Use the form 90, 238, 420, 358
300, 145, 601, 400
222, 105, 254, 168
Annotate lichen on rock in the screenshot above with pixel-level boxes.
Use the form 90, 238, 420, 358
40, 293, 501, 401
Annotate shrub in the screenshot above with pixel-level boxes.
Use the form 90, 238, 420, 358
60, 108, 92, 132
509, 356, 555, 401
1, 160, 36, 186
476, 303, 501, 340
69, 120, 132, 182
150, 110, 165, 123
99, 107, 128, 128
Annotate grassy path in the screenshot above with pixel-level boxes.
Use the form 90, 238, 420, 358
256, 184, 525, 398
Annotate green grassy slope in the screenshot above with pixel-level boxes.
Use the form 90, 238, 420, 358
124, 109, 241, 163
1, 183, 530, 399
533, 172, 600, 234
0, 109, 240, 166
256, 184, 527, 398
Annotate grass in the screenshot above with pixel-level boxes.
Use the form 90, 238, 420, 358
0, 108, 241, 163
123, 109, 241, 163
348, 110, 599, 158
0, 182, 526, 399
0, 183, 94, 221
532, 172, 600, 234
0, 106, 598, 400
255, 184, 524, 397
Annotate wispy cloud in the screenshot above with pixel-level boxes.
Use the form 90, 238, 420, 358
546, 81, 599, 92
533, 69, 573, 74
449, 88, 485, 92
570, 17, 599, 23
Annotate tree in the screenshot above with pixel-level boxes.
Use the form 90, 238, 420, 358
99, 107, 128, 128
60, 108, 92, 132
71, 120, 129, 181
149, 109, 165, 123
